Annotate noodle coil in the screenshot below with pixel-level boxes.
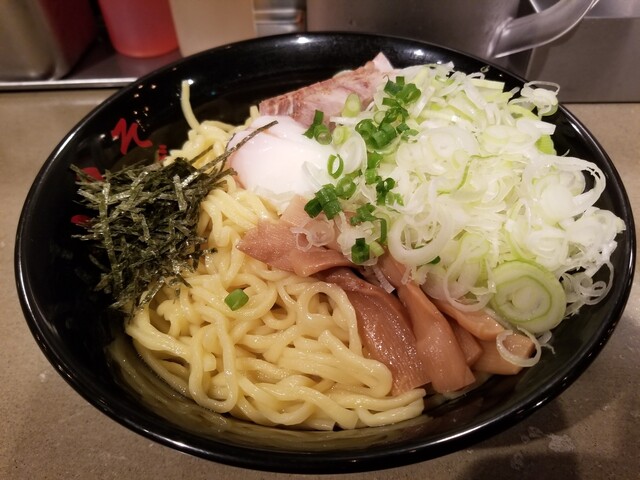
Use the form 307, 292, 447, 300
125, 113, 425, 429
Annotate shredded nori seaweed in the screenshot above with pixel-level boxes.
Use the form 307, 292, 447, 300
72, 121, 275, 312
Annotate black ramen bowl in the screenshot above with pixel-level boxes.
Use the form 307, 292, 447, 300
14, 33, 636, 474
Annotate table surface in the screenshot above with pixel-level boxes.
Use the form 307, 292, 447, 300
1, 89, 638, 480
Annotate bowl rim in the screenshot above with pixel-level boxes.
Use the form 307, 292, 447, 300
14, 32, 637, 474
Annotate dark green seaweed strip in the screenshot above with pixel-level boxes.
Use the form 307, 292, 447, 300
72, 120, 277, 312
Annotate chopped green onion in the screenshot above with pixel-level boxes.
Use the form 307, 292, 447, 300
369, 240, 385, 258
396, 122, 410, 133
327, 154, 344, 179
376, 177, 396, 205
350, 203, 376, 225
385, 192, 404, 206
355, 119, 377, 140
303, 110, 331, 144
355, 121, 377, 147
357, 119, 377, 133
400, 127, 419, 140
387, 107, 409, 124
335, 175, 357, 199
311, 109, 324, 124
304, 197, 323, 218
314, 125, 332, 145
311, 184, 343, 219
383, 77, 420, 106
381, 97, 399, 108
365, 153, 383, 184
351, 238, 370, 264
374, 110, 389, 124
367, 151, 382, 169
364, 168, 381, 185
321, 201, 342, 219
371, 123, 397, 149
384, 77, 404, 96
397, 83, 420, 104
225, 288, 249, 310
396, 121, 419, 140
303, 110, 324, 138
342, 93, 362, 117
377, 217, 388, 244
381, 177, 395, 190
332, 125, 350, 145
316, 184, 338, 204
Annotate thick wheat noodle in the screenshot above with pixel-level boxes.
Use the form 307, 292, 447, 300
124, 113, 426, 429
122, 80, 541, 429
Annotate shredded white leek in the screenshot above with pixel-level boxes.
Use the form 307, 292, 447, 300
490, 260, 566, 333
313, 62, 625, 338
496, 329, 542, 368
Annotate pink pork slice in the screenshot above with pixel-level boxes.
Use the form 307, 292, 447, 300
236, 221, 352, 277
258, 52, 395, 127
318, 267, 431, 395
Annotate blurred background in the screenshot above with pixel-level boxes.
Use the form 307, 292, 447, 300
0, 0, 638, 101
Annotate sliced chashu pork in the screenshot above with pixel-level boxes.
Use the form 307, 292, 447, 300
237, 198, 430, 394
377, 254, 477, 393
317, 267, 431, 395
259, 52, 395, 127
236, 196, 352, 277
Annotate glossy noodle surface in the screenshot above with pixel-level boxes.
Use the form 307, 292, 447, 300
124, 118, 425, 429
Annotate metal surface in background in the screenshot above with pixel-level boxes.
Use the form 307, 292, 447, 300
306, 0, 640, 102
0, 0, 304, 92
525, 0, 640, 102
0, 0, 96, 81
0, 0, 638, 101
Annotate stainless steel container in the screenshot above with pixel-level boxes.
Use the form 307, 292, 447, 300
0, 0, 96, 81
169, 0, 305, 57
522, 0, 640, 102
306, 0, 596, 63
254, 0, 305, 37
306, 0, 639, 101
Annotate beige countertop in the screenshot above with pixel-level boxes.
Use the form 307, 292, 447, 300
0, 90, 638, 479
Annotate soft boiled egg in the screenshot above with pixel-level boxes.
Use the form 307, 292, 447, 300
227, 115, 337, 211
